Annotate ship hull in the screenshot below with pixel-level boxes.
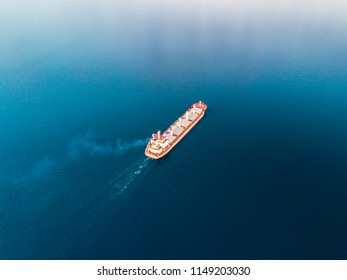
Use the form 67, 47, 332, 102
145, 102, 207, 159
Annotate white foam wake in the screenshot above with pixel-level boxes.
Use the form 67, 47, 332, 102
110, 158, 151, 196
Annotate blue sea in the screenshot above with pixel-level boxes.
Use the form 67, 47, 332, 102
1, 0, 347, 259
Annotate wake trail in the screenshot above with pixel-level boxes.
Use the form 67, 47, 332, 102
58, 157, 152, 255
109, 157, 152, 197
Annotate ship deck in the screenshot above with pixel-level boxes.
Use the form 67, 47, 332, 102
145, 102, 207, 159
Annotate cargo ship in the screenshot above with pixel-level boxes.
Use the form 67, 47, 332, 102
145, 101, 207, 159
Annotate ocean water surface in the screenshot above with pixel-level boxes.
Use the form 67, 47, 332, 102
1, 0, 347, 259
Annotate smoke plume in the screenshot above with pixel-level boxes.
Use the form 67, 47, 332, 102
68, 132, 149, 160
